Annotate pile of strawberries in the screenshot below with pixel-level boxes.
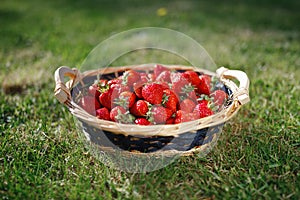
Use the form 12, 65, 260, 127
79, 64, 228, 125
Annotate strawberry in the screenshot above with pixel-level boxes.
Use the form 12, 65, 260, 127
171, 71, 190, 82
148, 105, 173, 124
181, 83, 198, 102
104, 84, 131, 109
110, 83, 130, 94
197, 99, 210, 106
110, 106, 135, 123
202, 74, 211, 87
154, 64, 170, 78
130, 100, 149, 117
174, 110, 198, 124
110, 106, 123, 122
122, 70, 141, 87
147, 72, 155, 82
166, 117, 175, 124
139, 71, 153, 82
187, 91, 198, 102
140, 72, 149, 80
179, 98, 196, 113
142, 83, 164, 105
99, 88, 113, 110
184, 71, 201, 87
133, 78, 148, 98
162, 89, 178, 113
108, 78, 122, 87
134, 118, 151, 125
99, 79, 108, 86
174, 110, 184, 124
160, 82, 170, 90
80, 95, 100, 115
114, 91, 136, 108
88, 83, 100, 98
171, 72, 190, 96
133, 84, 143, 99
210, 89, 228, 107
96, 107, 110, 120
193, 101, 214, 119
156, 70, 171, 83
89, 79, 108, 97
196, 75, 211, 95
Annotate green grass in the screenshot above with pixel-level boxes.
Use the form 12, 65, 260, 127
1, 0, 300, 199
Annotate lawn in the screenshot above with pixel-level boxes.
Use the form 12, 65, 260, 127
1, 0, 299, 199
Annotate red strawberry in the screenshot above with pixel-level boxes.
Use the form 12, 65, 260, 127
179, 98, 196, 113
166, 117, 175, 124
140, 72, 154, 83
122, 70, 141, 87
160, 81, 170, 90
110, 106, 126, 122
99, 88, 113, 110
171, 72, 190, 96
99, 79, 108, 86
134, 118, 151, 125
96, 107, 110, 120
130, 100, 149, 117
174, 110, 198, 124
142, 83, 164, 105
162, 89, 179, 113
181, 84, 198, 102
88, 83, 100, 98
149, 105, 173, 124
110, 83, 130, 94
196, 75, 211, 95
114, 91, 136, 108
202, 74, 211, 87
133, 78, 148, 98
108, 78, 122, 87
110, 106, 136, 123
184, 71, 201, 87
189, 112, 198, 121
156, 70, 171, 83
210, 90, 228, 107
148, 73, 155, 82
197, 99, 210, 105
80, 95, 100, 115
193, 102, 214, 119
89, 80, 109, 100
174, 110, 183, 124
140, 72, 149, 80
171, 71, 190, 83
154, 64, 170, 78
105, 84, 131, 109
188, 91, 198, 102
133, 84, 143, 99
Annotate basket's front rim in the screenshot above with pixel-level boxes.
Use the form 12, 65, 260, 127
54, 64, 250, 137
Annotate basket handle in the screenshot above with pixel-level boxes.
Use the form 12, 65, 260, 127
54, 66, 80, 107
216, 67, 250, 105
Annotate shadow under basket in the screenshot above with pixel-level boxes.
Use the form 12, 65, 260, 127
54, 64, 250, 156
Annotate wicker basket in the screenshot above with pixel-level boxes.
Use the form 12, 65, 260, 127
54, 64, 250, 157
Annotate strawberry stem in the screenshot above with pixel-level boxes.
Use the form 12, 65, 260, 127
114, 96, 129, 108
122, 71, 129, 85
115, 110, 135, 124
181, 83, 195, 94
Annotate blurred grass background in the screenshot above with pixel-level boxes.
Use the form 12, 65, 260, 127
1, 0, 299, 199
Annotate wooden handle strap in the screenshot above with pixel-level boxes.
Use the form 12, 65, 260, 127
216, 67, 250, 105
54, 66, 80, 107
